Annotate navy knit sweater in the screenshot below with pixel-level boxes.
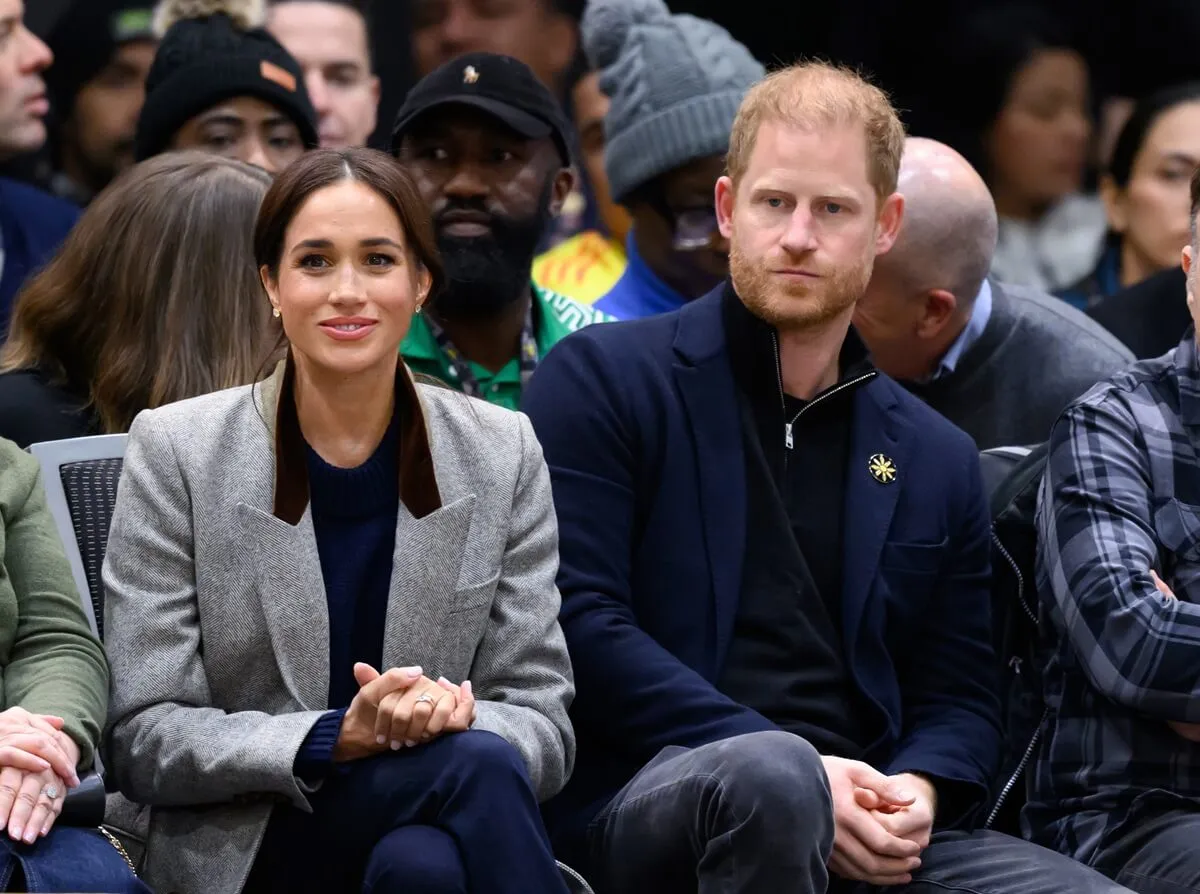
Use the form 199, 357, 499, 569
294, 413, 401, 772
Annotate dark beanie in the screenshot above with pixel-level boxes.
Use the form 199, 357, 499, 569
134, 1, 318, 161
46, 2, 156, 118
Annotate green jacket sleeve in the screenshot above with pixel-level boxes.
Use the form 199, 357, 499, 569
1, 441, 109, 771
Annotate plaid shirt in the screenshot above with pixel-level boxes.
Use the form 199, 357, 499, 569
1028, 332, 1200, 863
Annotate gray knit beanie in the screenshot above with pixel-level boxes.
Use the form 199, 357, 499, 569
582, 0, 764, 203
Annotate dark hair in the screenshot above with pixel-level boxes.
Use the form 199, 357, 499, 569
551, 0, 585, 20
915, 4, 1080, 178
256, 147, 444, 293
1108, 83, 1200, 188
1, 152, 277, 433
562, 43, 590, 96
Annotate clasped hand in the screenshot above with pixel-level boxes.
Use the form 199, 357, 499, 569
823, 756, 936, 887
0, 707, 81, 843
334, 662, 476, 762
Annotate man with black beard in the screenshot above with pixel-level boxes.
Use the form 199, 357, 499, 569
392, 52, 612, 410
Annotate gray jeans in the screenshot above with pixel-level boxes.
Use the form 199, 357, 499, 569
587, 731, 1134, 894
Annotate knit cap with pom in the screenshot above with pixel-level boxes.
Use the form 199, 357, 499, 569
582, 0, 764, 202
135, 0, 318, 160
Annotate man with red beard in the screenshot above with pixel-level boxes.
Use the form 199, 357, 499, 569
525, 61, 1132, 894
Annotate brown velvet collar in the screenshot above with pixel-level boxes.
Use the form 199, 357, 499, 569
268, 355, 442, 525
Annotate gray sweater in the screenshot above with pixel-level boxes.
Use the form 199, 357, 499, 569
904, 282, 1134, 450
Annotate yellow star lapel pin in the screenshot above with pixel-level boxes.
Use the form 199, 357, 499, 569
868, 453, 897, 484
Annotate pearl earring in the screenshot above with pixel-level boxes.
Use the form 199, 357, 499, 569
272, 306, 281, 318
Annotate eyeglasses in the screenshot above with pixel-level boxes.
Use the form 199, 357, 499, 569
644, 188, 720, 252
669, 208, 720, 251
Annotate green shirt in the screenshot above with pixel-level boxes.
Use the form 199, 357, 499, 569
0, 439, 108, 770
401, 283, 614, 410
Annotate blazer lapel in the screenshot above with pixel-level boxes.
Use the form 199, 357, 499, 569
841, 379, 917, 659
237, 503, 331, 711
381, 494, 478, 674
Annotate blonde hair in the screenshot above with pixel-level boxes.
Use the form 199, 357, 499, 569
726, 61, 905, 202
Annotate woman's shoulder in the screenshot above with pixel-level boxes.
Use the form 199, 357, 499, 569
415, 382, 525, 438
0, 435, 42, 507
0, 434, 34, 473
414, 383, 535, 487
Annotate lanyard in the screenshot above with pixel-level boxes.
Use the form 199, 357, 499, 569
424, 303, 539, 399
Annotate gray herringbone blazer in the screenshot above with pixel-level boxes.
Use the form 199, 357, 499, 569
101, 361, 575, 894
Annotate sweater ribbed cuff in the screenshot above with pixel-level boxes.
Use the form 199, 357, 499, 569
293, 709, 347, 780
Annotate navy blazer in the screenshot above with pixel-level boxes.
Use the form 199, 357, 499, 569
523, 287, 1002, 862
0, 178, 78, 333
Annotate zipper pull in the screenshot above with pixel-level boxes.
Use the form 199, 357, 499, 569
785, 422, 794, 449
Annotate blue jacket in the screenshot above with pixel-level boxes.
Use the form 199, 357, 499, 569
523, 286, 1002, 862
0, 178, 78, 332
592, 233, 689, 320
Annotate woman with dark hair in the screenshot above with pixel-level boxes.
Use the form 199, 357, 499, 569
102, 148, 574, 894
0, 151, 278, 447
1060, 83, 1200, 308
922, 3, 1105, 293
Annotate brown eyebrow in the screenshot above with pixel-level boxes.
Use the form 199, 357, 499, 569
197, 114, 244, 128
294, 238, 404, 250
1158, 151, 1200, 168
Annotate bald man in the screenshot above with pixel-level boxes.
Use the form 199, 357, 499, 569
855, 137, 1134, 449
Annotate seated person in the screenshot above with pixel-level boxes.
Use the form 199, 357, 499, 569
854, 137, 1132, 450
578, 0, 763, 319
532, 50, 631, 306
0, 437, 144, 892
1059, 83, 1200, 308
0, 152, 277, 448
135, 0, 318, 172
1029, 165, 1200, 893
391, 52, 611, 411
525, 61, 1132, 894
266, 0, 380, 150
102, 149, 574, 894
0, 0, 78, 332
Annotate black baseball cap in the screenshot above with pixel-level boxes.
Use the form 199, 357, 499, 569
391, 52, 572, 165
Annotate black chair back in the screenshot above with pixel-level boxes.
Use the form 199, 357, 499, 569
59, 458, 124, 640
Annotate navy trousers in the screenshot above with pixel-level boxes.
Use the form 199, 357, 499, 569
247, 729, 568, 894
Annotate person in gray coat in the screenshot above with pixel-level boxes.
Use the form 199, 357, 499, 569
101, 148, 574, 894
854, 137, 1134, 450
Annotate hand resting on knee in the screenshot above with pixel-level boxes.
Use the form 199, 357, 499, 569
0, 707, 82, 845
333, 663, 477, 760
822, 755, 932, 887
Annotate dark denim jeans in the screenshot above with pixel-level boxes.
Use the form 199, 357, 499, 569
0, 825, 148, 893
586, 731, 1135, 894
587, 731, 835, 893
